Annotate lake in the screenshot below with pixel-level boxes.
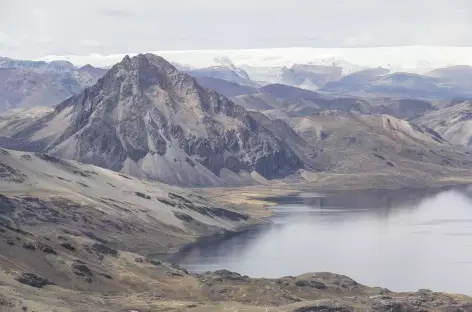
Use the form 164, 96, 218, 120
175, 187, 472, 295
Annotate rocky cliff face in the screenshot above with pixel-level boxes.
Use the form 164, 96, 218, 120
1, 54, 307, 186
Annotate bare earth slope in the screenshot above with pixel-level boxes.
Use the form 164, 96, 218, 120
0, 148, 256, 253
1, 148, 472, 311
415, 101, 472, 148
233, 83, 435, 120
0, 147, 265, 311
289, 111, 472, 189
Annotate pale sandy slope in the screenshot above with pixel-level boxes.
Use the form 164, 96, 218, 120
415, 101, 472, 148
286, 111, 472, 189
0, 148, 259, 253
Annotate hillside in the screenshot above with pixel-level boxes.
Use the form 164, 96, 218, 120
1, 149, 472, 311
415, 101, 472, 147
0, 60, 106, 112
289, 111, 472, 188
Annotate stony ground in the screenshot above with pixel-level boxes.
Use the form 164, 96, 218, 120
1, 149, 472, 311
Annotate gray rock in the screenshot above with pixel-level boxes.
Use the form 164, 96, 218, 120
146, 259, 161, 266
295, 280, 327, 289
16, 273, 53, 288
293, 300, 354, 312
0, 194, 17, 215
35, 242, 57, 254
22, 242, 36, 250
72, 263, 93, 277
90, 243, 118, 256
60, 242, 75, 251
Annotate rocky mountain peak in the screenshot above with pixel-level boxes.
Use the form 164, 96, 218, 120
41, 60, 76, 73
78, 64, 106, 75
57, 53, 249, 126
24, 53, 308, 186
97, 54, 200, 96
117, 53, 177, 76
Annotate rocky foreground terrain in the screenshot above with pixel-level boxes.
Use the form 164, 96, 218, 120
1, 148, 472, 311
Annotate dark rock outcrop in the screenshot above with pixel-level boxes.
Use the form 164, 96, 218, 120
16, 273, 53, 288
90, 243, 118, 256
60, 242, 76, 251
72, 262, 94, 277
22, 241, 36, 250
35, 242, 57, 254
293, 301, 354, 312
0, 194, 16, 215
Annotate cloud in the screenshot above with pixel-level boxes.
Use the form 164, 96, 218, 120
0, 32, 22, 50
1, 0, 472, 59
80, 39, 101, 47
33, 36, 52, 44
97, 8, 134, 18
0, 32, 10, 44
343, 34, 376, 47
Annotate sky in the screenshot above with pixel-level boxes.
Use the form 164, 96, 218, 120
1, 0, 472, 59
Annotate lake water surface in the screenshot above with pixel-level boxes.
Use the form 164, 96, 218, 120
176, 187, 472, 295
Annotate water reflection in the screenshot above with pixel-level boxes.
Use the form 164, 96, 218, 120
176, 186, 472, 295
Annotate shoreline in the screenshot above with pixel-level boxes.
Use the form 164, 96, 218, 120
164, 183, 472, 295
172, 181, 472, 263
167, 223, 269, 263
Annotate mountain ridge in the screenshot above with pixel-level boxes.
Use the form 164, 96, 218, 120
35, 46, 472, 73
2, 54, 472, 189
0, 59, 106, 112
0, 53, 310, 186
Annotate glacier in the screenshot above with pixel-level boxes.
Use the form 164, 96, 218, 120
35, 46, 472, 73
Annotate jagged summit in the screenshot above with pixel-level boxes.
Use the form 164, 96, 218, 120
57, 53, 248, 117
40, 60, 77, 73
1, 53, 308, 186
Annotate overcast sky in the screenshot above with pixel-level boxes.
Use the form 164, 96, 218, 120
1, 0, 471, 59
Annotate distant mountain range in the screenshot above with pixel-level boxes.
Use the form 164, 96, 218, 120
28, 46, 472, 99
0, 57, 106, 112
3, 51, 472, 114
3, 54, 472, 156
2, 53, 472, 189
184, 59, 472, 99
34, 46, 472, 73
190, 64, 472, 100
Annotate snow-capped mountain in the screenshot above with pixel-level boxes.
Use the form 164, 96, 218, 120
35, 46, 472, 74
